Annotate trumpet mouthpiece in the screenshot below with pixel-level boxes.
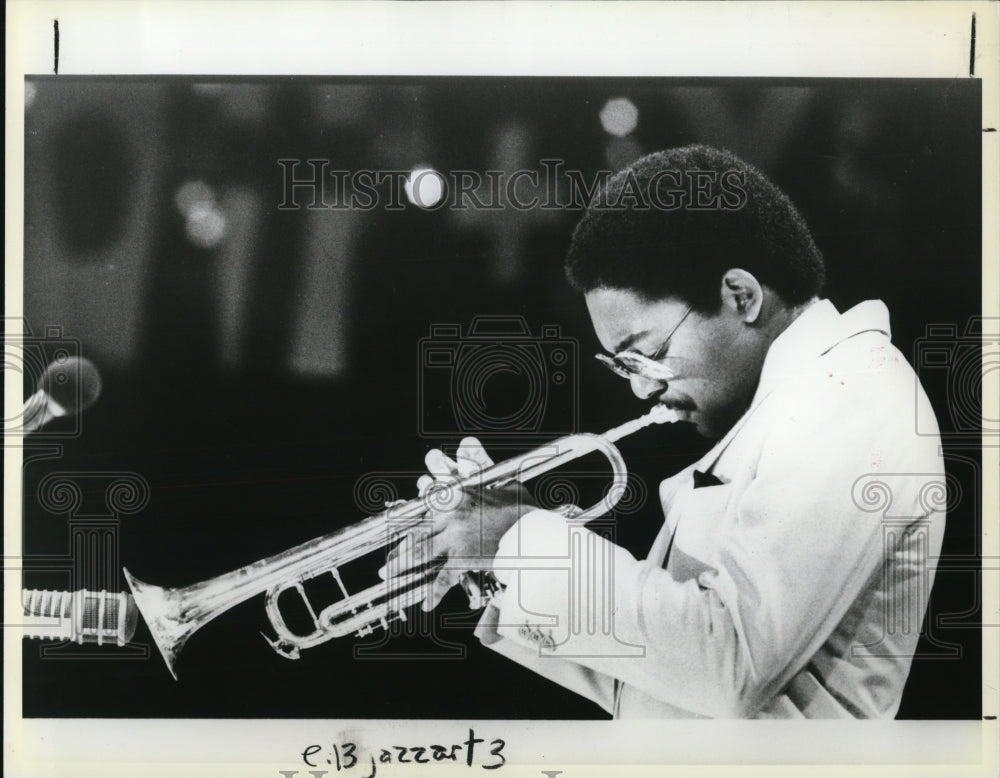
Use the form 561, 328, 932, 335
647, 404, 681, 425
603, 404, 679, 443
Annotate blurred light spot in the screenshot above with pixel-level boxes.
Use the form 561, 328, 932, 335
175, 180, 227, 248
185, 202, 228, 249
600, 97, 639, 137
25, 82, 37, 111
405, 167, 446, 209
174, 180, 216, 215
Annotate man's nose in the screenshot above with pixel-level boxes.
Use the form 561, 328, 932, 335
628, 374, 666, 400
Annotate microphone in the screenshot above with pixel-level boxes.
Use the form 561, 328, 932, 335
21, 356, 102, 433
21, 588, 138, 646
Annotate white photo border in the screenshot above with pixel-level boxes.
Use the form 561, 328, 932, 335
5, 2, 998, 777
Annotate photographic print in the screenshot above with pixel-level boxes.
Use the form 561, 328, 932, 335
5, 3, 998, 777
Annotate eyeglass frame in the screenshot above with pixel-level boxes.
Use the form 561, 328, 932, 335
594, 305, 694, 383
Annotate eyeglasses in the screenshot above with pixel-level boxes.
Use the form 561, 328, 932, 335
594, 306, 693, 383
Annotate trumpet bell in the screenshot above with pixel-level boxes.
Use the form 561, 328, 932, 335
123, 568, 193, 680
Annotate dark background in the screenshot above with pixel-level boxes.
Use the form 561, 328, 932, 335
21, 77, 982, 718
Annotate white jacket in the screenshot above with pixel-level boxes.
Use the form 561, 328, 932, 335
475, 299, 946, 718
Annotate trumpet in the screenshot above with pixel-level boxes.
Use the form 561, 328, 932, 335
124, 405, 678, 679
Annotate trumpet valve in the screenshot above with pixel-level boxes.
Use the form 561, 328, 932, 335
460, 572, 504, 609
460, 573, 483, 608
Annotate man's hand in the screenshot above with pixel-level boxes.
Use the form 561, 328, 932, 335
378, 437, 537, 611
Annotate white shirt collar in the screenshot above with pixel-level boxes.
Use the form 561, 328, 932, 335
752, 298, 891, 405
694, 299, 892, 471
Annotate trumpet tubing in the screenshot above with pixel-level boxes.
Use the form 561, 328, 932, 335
124, 405, 678, 678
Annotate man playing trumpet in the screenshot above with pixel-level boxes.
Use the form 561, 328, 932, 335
383, 145, 945, 719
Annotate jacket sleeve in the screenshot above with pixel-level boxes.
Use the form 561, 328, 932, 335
483, 372, 943, 717
473, 597, 616, 714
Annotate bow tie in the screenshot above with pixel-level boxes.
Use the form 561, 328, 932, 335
692, 469, 723, 489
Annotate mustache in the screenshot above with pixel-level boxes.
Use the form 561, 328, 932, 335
657, 398, 696, 412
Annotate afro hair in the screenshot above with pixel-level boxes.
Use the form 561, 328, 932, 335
564, 144, 825, 312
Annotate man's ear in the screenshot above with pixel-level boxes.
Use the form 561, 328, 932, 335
719, 268, 763, 323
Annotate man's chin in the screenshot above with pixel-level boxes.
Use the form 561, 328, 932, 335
660, 403, 722, 438
681, 410, 723, 440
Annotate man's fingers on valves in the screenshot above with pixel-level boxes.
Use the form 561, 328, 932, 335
419, 438, 494, 495
416, 474, 436, 496
456, 437, 494, 473
424, 448, 459, 478
419, 449, 462, 508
